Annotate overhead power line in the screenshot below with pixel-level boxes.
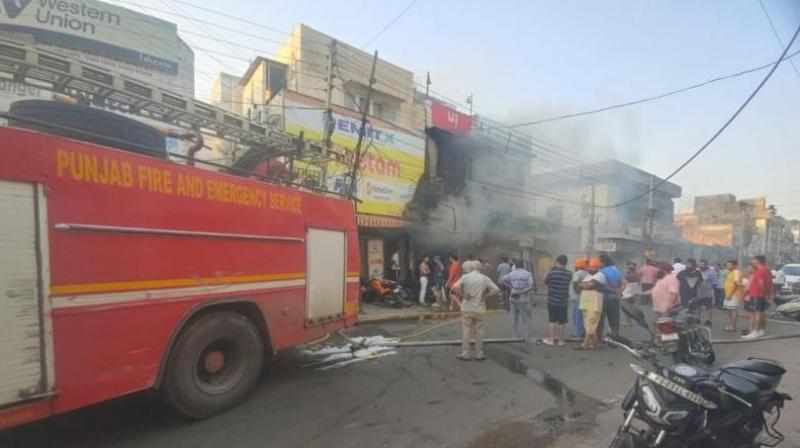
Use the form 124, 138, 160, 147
116, 0, 478, 118
157, 0, 248, 61
505, 47, 800, 128
603, 20, 800, 210
361, 0, 419, 49
758, 0, 800, 80
139, 0, 474, 111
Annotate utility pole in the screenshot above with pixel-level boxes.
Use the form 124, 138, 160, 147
347, 50, 378, 198
321, 39, 337, 190
466, 93, 474, 115
422, 71, 431, 223
738, 202, 748, 267
588, 181, 596, 256
643, 174, 655, 261
777, 221, 784, 265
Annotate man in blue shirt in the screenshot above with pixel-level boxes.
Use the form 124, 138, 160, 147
598, 253, 623, 339
501, 259, 536, 342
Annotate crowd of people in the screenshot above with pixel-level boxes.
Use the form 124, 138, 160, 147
416, 255, 535, 311
422, 252, 777, 360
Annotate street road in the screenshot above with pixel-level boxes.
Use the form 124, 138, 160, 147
1, 306, 799, 448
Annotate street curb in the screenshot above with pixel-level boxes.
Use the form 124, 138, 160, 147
359, 309, 507, 323
737, 312, 800, 326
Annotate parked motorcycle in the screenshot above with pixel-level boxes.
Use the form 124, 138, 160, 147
773, 292, 798, 307
775, 296, 800, 321
360, 277, 414, 308
620, 300, 715, 367
607, 335, 791, 448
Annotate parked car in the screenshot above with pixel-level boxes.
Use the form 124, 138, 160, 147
780, 263, 800, 294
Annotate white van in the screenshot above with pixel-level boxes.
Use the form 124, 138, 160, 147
780, 264, 800, 293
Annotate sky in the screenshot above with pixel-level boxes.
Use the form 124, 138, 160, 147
107, 0, 800, 218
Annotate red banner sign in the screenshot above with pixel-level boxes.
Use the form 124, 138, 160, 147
431, 102, 472, 133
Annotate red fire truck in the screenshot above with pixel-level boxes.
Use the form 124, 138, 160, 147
0, 103, 360, 429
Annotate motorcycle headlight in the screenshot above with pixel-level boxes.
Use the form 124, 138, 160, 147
641, 385, 661, 413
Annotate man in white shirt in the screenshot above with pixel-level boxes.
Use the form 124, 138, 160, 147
451, 261, 500, 361
673, 257, 686, 275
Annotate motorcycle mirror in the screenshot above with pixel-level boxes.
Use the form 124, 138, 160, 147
620, 300, 653, 334
629, 363, 647, 376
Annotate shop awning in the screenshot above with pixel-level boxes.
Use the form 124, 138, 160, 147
357, 214, 411, 229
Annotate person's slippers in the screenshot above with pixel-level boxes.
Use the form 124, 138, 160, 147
475, 356, 487, 361
556, 339, 565, 346
456, 354, 471, 361
542, 338, 555, 346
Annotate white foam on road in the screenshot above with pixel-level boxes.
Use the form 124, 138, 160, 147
302, 335, 399, 370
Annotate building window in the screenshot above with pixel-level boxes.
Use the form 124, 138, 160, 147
345, 94, 397, 122
346, 94, 366, 113
373, 101, 397, 122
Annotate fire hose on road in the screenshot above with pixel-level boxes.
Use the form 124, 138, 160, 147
385, 332, 800, 348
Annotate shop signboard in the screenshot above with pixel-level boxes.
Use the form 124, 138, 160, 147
367, 238, 384, 279
284, 98, 425, 218
431, 102, 472, 133
596, 240, 618, 252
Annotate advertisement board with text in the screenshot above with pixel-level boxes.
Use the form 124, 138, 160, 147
284, 98, 425, 218
431, 101, 472, 133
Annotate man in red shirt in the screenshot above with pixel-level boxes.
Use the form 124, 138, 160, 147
446, 254, 462, 311
743, 255, 772, 339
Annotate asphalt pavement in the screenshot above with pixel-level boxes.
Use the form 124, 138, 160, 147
2, 301, 799, 448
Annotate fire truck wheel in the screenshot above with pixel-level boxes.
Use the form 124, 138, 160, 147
164, 311, 264, 419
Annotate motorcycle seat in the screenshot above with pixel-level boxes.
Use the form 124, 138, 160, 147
723, 358, 786, 377
723, 368, 782, 393
714, 359, 784, 407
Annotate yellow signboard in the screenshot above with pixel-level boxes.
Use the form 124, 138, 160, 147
284, 100, 425, 217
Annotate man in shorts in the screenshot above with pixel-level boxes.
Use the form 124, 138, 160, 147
621, 262, 641, 326
544, 255, 572, 346
742, 255, 772, 339
697, 260, 717, 326
723, 260, 744, 332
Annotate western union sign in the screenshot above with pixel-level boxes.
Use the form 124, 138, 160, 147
0, 0, 184, 74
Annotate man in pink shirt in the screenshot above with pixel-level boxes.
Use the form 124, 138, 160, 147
639, 259, 660, 304
646, 263, 679, 318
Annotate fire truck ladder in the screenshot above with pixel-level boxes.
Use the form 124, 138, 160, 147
0, 39, 318, 156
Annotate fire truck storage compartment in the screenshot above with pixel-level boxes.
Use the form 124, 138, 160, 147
8, 100, 167, 158
305, 228, 346, 321
0, 180, 47, 407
